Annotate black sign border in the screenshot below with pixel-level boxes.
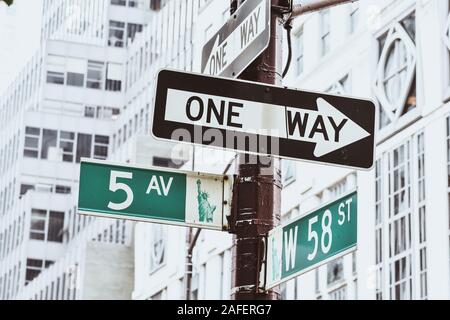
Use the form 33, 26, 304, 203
152, 69, 376, 170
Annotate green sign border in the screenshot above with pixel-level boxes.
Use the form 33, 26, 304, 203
264, 189, 358, 290
77, 158, 233, 231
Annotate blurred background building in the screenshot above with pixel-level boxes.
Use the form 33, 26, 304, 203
0, 0, 449, 300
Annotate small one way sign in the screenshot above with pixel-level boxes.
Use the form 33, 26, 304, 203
152, 69, 376, 170
201, 0, 270, 78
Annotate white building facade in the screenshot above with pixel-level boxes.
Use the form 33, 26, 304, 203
0, 0, 172, 300
132, 0, 450, 300
1, 0, 450, 301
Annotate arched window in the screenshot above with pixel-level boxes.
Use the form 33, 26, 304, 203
374, 12, 417, 130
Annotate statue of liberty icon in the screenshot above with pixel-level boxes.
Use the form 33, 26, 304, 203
196, 179, 216, 223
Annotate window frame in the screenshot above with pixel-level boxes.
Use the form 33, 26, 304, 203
320, 9, 331, 57
373, 9, 420, 142
442, 1, 450, 101
295, 27, 304, 76
375, 132, 427, 300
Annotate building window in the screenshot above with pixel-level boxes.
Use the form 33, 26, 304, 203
374, 12, 417, 130
282, 160, 296, 187
59, 131, 75, 162
315, 269, 320, 294
111, 0, 139, 7
48, 211, 64, 242
111, 0, 126, 6
320, 9, 331, 56
444, 4, 450, 98
25, 259, 54, 285
55, 185, 71, 194
295, 29, 304, 76
66, 72, 84, 87
327, 258, 344, 285
30, 209, 47, 241
40, 129, 57, 160
446, 116, 450, 294
30, 209, 64, 243
84, 106, 96, 118
150, 0, 163, 11
149, 225, 166, 272
109, 20, 125, 47
127, 23, 143, 45
86, 60, 104, 89
20, 184, 35, 196
46, 71, 64, 85
76, 133, 92, 163
106, 63, 122, 91
93, 135, 109, 160
329, 285, 347, 300
349, 3, 359, 34
46, 55, 65, 85
376, 132, 425, 300
24, 127, 41, 158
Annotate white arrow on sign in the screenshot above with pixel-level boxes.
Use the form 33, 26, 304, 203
287, 98, 371, 157
164, 89, 370, 157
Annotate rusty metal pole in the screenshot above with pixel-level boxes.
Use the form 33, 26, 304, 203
230, 0, 284, 300
291, 0, 358, 18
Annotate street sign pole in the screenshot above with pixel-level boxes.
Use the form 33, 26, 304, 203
230, 0, 284, 300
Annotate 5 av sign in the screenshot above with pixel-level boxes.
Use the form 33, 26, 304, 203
202, 0, 270, 78
78, 159, 233, 230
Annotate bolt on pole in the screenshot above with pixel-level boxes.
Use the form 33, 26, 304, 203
230, 0, 284, 300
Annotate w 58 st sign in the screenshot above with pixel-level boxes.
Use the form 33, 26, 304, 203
264, 191, 357, 289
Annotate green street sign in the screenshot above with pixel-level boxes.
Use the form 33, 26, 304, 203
265, 191, 357, 289
78, 159, 233, 230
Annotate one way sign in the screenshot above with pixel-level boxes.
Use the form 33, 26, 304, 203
201, 0, 270, 78
152, 70, 376, 170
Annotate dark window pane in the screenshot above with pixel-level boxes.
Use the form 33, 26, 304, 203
55, 185, 71, 194
41, 129, 57, 159
76, 133, 92, 162
87, 81, 101, 89
127, 23, 143, 44
27, 259, 43, 268
26, 127, 40, 135
60, 131, 75, 140
106, 79, 122, 91
25, 137, 39, 149
66, 72, 84, 87
46, 72, 64, 85
24, 150, 38, 158
30, 232, 45, 241
59, 141, 73, 152
94, 146, 108, 159
20, 184, 35, 196
48, 211, 64, 243
63, 154, 73, 162
23, 150, 38, 158
26, 269, 41, 283
111, 0, 126, 5
95, 135, 109, 144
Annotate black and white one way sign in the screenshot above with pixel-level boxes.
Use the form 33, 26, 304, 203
153, 70, 376, 170
201, 0, 270, 78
